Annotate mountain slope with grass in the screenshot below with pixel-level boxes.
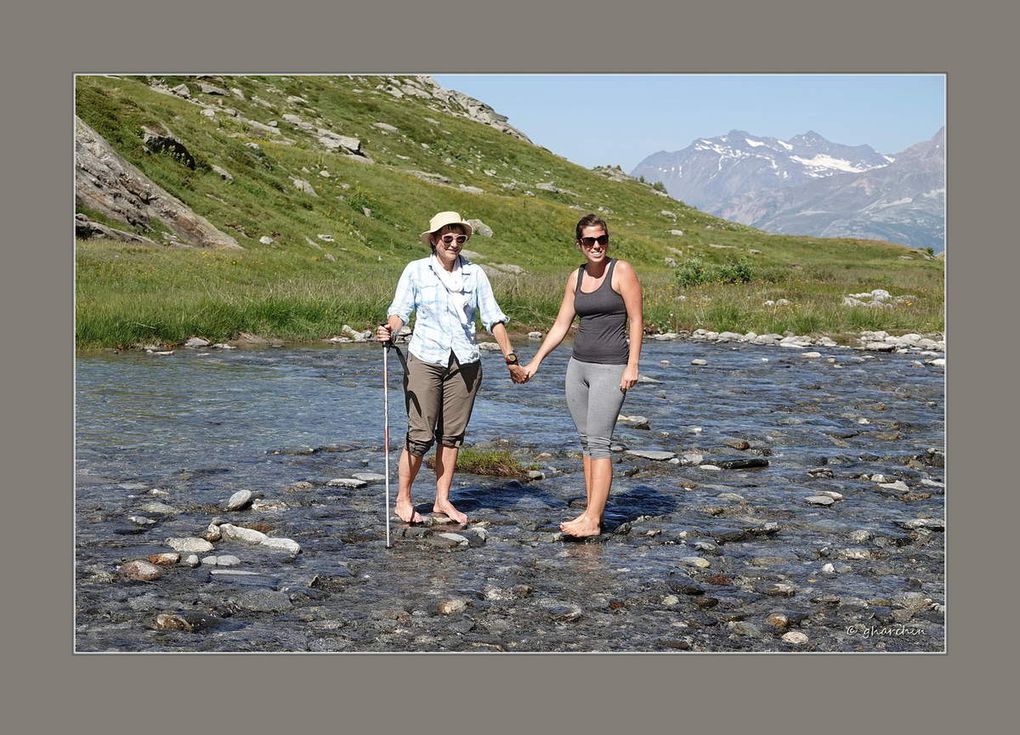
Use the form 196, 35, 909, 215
75, 75, 943, 349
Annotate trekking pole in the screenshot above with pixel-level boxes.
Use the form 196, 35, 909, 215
383, 338, 392, 548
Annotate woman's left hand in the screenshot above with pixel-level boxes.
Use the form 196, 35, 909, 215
619, 366, 639, 392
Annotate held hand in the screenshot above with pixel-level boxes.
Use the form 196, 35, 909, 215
620, 366, 639, 392
375, 324, 393, 343
521, 361, 539, 382
508, 364, 529, 384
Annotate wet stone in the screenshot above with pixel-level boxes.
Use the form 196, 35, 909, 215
147, 552, 180, 566
437, 598, 468, 615
543, 602, 583, 622
140, 502, 178, 515
667, 577, 705, 595
728, 621, 761, 637
120, 560, 162, 581
350, 472, 386, 483
626, 450, 676, 461
224, 489, 253, 511
428, 532, 470, 550
714, 457, 769, 470
154, 611, 219, 632
233, 590, 292, 613
327, 478, 368, 489
678, 556, 711, 569
166, 537, 214, 553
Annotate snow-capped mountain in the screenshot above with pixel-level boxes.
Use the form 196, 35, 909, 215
631, 128, 945, 251
632, 129, 891, 209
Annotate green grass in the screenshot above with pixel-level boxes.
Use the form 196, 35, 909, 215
425, 448, 526, 477
75, 74, 944, 349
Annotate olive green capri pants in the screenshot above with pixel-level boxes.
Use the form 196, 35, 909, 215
403, 351, 483, 457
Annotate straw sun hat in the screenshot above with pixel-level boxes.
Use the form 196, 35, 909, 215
419, 211, 473, 245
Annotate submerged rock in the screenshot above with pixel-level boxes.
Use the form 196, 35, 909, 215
120, 560, 162, 581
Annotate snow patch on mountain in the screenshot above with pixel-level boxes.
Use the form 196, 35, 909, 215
790, 154, 873, 174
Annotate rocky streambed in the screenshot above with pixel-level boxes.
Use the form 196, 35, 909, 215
75, 339, 945, 652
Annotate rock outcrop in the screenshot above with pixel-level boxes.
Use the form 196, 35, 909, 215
75, 117, 241, 249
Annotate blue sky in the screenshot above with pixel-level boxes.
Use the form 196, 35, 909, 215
434, 75, 945, 172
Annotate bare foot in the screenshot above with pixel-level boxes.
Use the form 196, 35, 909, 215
562, 511, 587, 526
560, 515, 601, 538
432, 498, 468, 524
395, 499, 423, 524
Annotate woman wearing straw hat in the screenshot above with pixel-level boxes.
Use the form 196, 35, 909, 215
520, 214, 643, 538
376, 211, 526, 525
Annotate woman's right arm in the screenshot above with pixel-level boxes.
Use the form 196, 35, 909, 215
523, 271, 577, 377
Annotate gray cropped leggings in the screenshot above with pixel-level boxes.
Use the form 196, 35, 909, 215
565, 357, 628, 460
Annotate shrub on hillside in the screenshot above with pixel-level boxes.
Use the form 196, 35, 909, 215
674, 257, 756, 287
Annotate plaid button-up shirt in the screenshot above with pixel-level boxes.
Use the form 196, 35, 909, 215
387, 256, 509, 366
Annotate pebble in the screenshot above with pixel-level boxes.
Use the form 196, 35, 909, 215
723, 438, 751, 450
128, 515, 157, 526
326, 478, 368, 488
822, 563, 837, 575
765, 613, 789, 631
119, 560, 162, 581
805, 495, 835, 506
816, 490, 844, 500
838, 548, 872, 560
764, 583, 798, 597
625, 449, 676, 461
691, 359, 708, 366
848, 529, 872, 543
146, 552, 180, 566
728, 621, 761, 637
261, 537, 302, 554
680, 452, 704, 466
896, 518, 944, 530
219, 524, 269, 544
165, 537, 215, 553
782, 631, 809, 645
154, 612, 217, 632
717, 492, 745, 503
667, 577, 705, 596
201, 555, 241, 567
545, 602, 583, 622
678, 556, 711, 569
224, 489, 254, 511
802, 352, 822, 358
140, 502, 178, 515
202, 524, 222, 542
879, 480, 910, 492
351, 472, 386, 483
715, 457, 769, 469
181, 554, 200, 567
662, 595, 680, 607
437, 598, 468, 615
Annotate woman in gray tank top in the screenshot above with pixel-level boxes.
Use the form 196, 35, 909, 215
521, 214, 644, 538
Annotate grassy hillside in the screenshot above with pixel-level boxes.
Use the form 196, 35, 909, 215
75, 75, 943, 349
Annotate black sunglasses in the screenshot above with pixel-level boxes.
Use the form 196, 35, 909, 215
579, 234, 609, 247
439, 235, 468, 245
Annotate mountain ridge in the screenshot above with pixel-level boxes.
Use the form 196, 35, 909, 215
632, 127, 944, 251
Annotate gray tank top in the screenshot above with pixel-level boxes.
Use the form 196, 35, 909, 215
572, 258, 629, 364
